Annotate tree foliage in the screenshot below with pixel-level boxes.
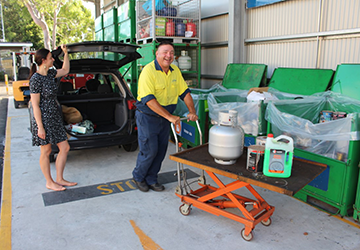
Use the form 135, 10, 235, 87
3, 0, 94, 50
3, 0, 43, 49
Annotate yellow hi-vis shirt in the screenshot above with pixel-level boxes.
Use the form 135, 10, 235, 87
136, 59, 190, 116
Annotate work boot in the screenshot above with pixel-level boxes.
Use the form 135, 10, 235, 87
149, 183, 165, 192
133, 179, 149, 192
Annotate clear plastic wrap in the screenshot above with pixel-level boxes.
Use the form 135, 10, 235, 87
265, 91, 360, 161
266, 87, 311, 101
208, 89, 265, 135
173, 83, 228, 117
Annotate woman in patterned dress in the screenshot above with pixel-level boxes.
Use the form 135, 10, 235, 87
29, 45, 77, 191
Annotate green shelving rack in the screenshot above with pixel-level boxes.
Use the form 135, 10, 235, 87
137, 41, 201, 148
137, 41, 201, 88
135, 0, 201, 148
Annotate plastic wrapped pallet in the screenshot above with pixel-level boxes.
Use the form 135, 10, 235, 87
208, 89, 264, 136
173, 83, 227, 117
265, 91, 360, 161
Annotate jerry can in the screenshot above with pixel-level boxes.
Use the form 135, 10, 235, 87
166, 19, 175, 36
185, 19, 196, 37
263, 134, 294, 178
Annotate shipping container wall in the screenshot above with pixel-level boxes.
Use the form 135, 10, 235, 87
245, 0, 360, 78
202, 14, 229, 43
201, 14, 229, 88
247, 0, 320, 38
247, 40, 318, 77
320, 36, 360, 69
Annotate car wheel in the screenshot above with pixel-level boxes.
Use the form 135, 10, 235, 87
123, 141, 138, 152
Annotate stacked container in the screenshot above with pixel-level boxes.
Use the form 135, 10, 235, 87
94, 15, 104, 59
117, 0, 138, 97
103, 7, 118, 61
136, 0, 201, 43
95, 15, 103, 41
136, 0, 201, 89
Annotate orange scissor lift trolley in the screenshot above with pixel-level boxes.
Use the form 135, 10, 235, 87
170, 119, 326, 241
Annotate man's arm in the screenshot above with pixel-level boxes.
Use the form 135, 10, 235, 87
183, 92, 198, 121
146, 99, 181, 125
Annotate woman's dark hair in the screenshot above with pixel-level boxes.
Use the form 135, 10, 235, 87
29, 48, 50, 79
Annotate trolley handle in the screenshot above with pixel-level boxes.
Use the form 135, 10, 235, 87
170, 118, 202, 153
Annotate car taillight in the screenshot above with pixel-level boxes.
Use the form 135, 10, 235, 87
127, 99, 136, 110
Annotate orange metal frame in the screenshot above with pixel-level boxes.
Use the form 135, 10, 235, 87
176, 170, 275, 237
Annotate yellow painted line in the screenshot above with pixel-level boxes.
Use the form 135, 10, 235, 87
10, 115, 28, 118
0, 117, 12, 250
334, 215, 360, 229
292, 196, 360, 229
130, 220, 163, 250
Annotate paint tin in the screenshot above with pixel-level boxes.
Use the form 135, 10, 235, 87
256, 136, 267, 146
246, 145, 265, 173
320, 110, 333, 123
336, 152, 347, 162
333, 112, 347, 120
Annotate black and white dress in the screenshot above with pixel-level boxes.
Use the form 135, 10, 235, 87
30, 68, 67, 146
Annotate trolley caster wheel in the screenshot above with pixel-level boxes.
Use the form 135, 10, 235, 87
179, 204, 191, 216
261, 218, 272, 226
241, 229, 253, 241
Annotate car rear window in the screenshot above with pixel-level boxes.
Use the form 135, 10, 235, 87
68, 52, 127, 62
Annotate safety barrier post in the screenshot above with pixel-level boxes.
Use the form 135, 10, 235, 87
5, 74, 8, 94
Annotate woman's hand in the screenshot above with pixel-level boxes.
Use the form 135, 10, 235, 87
38, 127, 46, 140
55, 44, 70, 78
61, 44, 68, 54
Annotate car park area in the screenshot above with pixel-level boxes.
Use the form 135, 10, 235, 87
1, 83, 360, 249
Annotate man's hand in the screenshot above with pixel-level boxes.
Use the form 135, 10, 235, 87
187, 112, 198, 122
168, 115, 181, 125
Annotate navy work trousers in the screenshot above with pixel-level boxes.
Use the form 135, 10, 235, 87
132, 110, 170, 185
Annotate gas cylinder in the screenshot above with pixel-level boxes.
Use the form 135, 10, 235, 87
208, 110, 244, 165
166, 19, 175, 36
172, 58, 178, 67
185, 19, 196, 37
176, 20, 185, 37
178, 50, 191, 71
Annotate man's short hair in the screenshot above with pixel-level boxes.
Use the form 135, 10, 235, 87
157, 40, 175, 50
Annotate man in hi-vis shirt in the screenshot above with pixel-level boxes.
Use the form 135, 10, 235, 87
132, 41, 198, 192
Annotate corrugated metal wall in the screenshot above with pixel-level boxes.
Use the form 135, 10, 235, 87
201, 14, 229, 88
245, 0, 360, 78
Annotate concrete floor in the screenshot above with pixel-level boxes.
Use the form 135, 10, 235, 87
1, 87, 360, 249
